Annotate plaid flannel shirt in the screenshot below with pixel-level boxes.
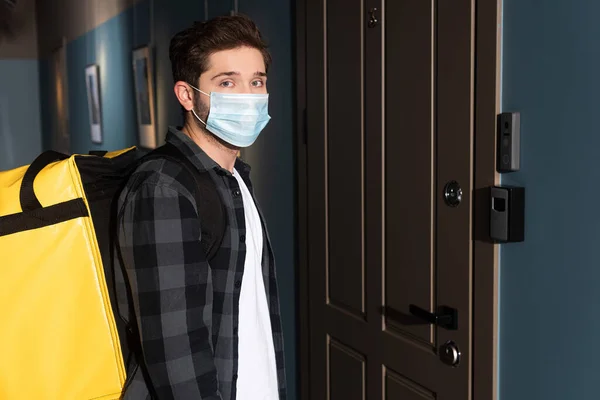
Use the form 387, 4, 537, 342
114, 126, 287, 400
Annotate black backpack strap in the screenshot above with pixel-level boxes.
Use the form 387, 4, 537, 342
141, 143, 227, 261
20, 151, 70, 211
115, 144, 227, 397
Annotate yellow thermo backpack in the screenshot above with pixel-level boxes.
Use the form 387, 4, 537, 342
0, 143, 226, 399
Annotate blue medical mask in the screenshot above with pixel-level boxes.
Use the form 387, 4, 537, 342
189, 84, 271, 148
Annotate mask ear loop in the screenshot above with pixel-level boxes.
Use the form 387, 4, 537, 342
188, 83, 210, 97
188, 83, 210, 125
191, 109, 207, 126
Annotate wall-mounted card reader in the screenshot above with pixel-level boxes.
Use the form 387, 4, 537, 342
497, 112, 520, 173
490, 186, 525, 242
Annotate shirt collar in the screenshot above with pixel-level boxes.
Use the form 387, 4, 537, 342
165, 126, 251, 178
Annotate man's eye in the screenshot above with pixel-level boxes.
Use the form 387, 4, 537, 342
220, 81, 234, 87
252, 80, 264, 87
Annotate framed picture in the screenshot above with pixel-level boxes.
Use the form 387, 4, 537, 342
85, 64, 102, 144
132, 46, 157, 149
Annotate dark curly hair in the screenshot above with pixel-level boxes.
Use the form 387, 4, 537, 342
169, 14, 272, 86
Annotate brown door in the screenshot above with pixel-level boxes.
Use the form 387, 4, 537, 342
304, 0, 476, 398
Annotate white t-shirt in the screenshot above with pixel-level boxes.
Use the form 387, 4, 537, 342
233, 169, 279, 400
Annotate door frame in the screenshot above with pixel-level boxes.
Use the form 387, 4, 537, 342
294, 0, 502, 399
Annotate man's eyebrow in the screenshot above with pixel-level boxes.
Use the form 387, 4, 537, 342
211, 71, 240, 80
210, 71, 267, 80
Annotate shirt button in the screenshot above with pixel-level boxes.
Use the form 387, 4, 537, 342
233, 189, 241, 197
235, 280, 242, 289
233, 327, 238, 335
240, 235, 246, 243
233, 374, 238, 381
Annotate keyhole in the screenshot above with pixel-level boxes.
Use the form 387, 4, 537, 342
440, 341, 461, 367
368, 8, 379, 28
444, 181, 462, 207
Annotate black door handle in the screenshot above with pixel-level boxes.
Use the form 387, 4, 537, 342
409, 304, 458, 330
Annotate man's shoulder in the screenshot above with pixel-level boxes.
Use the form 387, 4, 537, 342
119, 157, 198, 207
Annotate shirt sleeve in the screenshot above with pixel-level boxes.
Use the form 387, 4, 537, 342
117, 181, 222, 400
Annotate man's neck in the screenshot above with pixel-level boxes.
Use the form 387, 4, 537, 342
182, 121, 238, 173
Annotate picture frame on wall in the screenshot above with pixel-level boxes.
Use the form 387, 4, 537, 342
132, 46, 157, 149
85, 64, 102, 144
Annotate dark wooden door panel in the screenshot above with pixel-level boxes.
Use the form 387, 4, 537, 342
385, 368, 436, 400
385, 0, 436, 345
326, 0, 366, 318
329, 339, 366, 400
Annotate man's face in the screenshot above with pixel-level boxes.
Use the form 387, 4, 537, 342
193, 46, 268, 125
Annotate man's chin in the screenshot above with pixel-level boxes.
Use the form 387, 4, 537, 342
215, 135, 241, 152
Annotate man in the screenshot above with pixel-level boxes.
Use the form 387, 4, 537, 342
115, 15, 286, 400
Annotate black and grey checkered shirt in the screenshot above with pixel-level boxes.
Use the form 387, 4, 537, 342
115, 127, 287, 400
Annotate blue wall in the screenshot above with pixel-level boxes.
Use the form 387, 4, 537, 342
499, 1, 600, 399
152, 0, 206, 143
67, 8, 136, 153
38, 1, 297, 397
0, 60, 42, 170
59, 2, 151, 154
